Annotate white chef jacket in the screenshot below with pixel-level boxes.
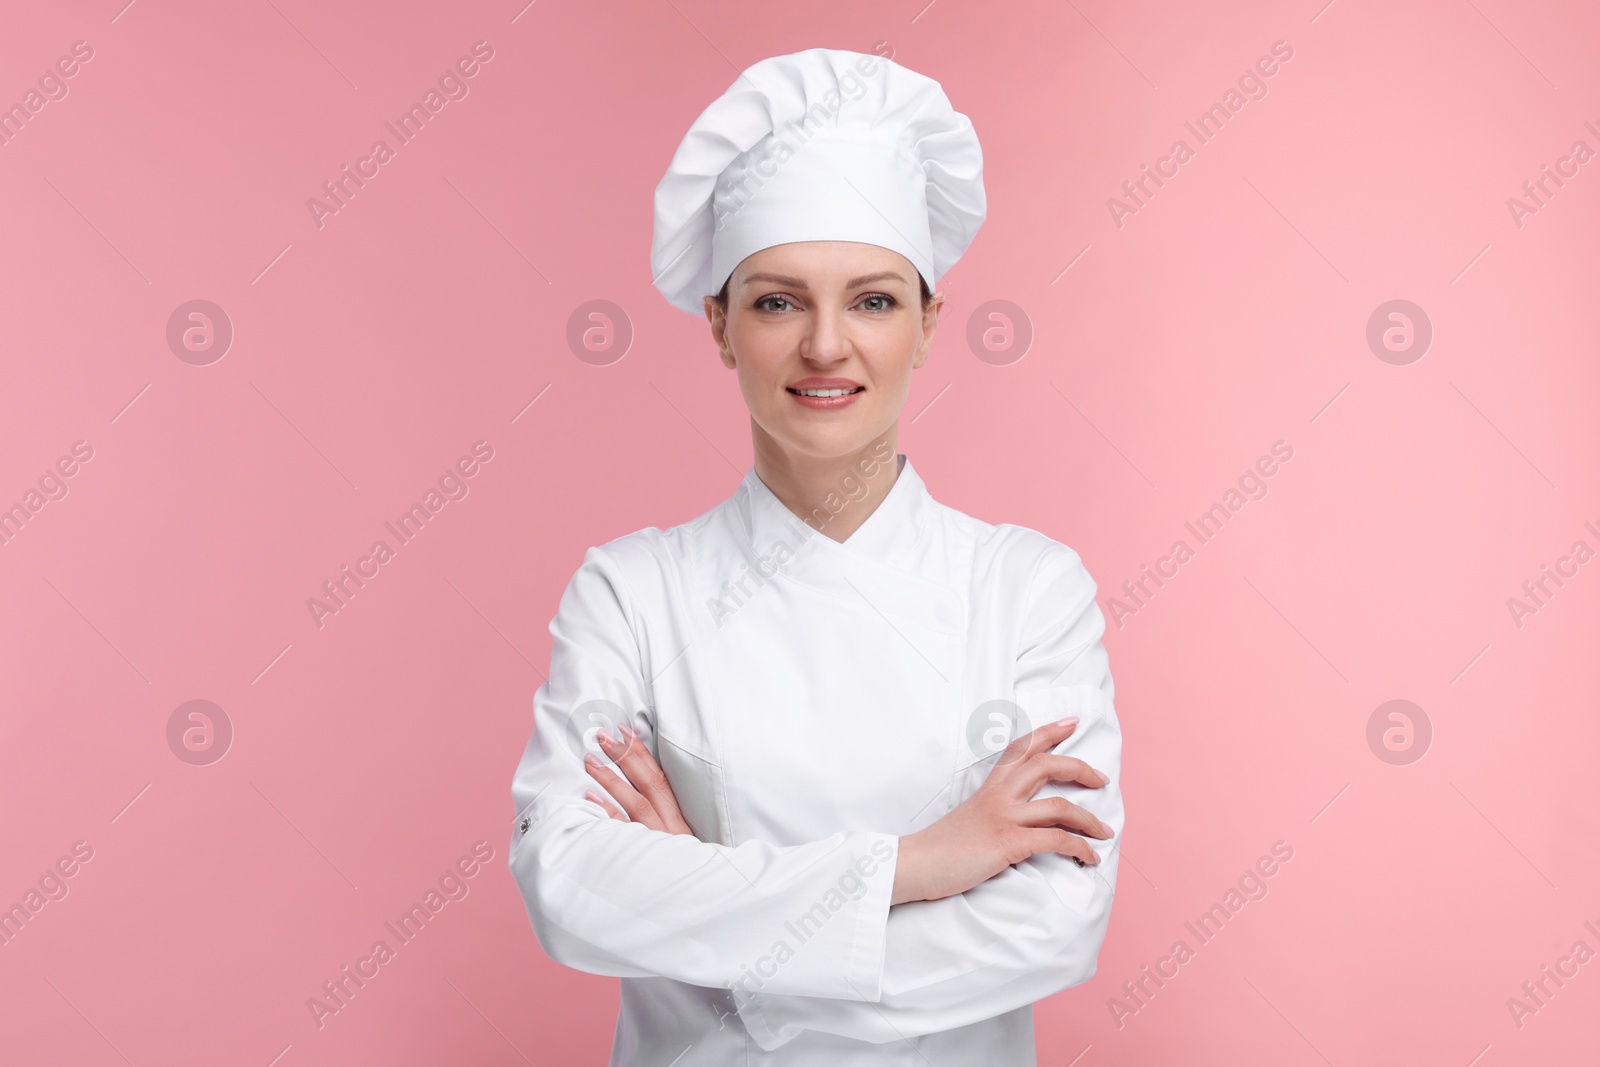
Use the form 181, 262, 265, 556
508, 453, 1124, 1066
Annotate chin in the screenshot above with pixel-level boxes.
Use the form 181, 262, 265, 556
783, 427, 883, 461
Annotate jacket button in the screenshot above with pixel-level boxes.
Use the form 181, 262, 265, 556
519, 817, 531, 834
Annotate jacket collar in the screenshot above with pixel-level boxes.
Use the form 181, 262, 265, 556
728, 452, 966, 637
738, 452, 929, 571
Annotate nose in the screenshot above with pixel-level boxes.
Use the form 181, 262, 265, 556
798, 303, 851, 366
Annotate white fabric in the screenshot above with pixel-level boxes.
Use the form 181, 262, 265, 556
508, 454, 1125, 1065
651, 48, 987, 314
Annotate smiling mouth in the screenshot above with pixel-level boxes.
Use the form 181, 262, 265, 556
786, 386, 865, 397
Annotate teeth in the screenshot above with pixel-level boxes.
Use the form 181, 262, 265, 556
793, 387, 859, 397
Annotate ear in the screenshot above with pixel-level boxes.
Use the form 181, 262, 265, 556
912, 291, 944, 369
703, 296, 736, 369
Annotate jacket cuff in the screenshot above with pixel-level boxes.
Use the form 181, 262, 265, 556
738, 831, 899, 1050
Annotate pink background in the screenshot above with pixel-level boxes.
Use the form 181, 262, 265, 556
3, 0, 1598, 1063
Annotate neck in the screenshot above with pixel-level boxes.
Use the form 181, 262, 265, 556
751, 424, 902, 544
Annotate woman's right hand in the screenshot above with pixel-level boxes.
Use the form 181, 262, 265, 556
891, 716, 1113, 906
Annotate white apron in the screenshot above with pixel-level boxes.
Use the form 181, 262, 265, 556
509, 453, 1124, 1065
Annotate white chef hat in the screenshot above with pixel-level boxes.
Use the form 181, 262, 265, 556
651, 47, 986, 315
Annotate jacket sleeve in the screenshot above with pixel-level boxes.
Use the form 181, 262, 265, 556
508, 543, 901, 1002
736, 542, 1125, 1050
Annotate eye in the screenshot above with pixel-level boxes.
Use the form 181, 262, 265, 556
754, 295, 797, 313
858, 293, 898, 313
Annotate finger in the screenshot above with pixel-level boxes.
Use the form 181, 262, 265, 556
997, 716, 1080, 773
1018, 753, 1110, 797
1021, 827, 1100, 866
584, 788, 626, 822
583, 752, 665, 831
1016, 795, 1114, 840
601, 725, 693, 835
592, 728, 692, 835
992, 716, 1081, 783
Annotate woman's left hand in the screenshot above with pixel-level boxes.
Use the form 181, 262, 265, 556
583, 723, 695, 836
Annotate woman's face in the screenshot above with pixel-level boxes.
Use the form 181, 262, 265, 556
705, 241, 943, 464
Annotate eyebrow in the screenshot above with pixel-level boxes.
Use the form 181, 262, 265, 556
739, 270, 910, 290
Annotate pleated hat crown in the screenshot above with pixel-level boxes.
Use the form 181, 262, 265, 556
651, 48, 986, 315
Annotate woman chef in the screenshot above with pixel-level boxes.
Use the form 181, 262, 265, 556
508, 47, 1125, 1066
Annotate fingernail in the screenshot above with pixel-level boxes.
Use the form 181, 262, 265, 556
584, 789, 605, 805
1099, 821, 1115, 838
619, 722, 637, 741
1055, 716, 1080, 727
596, 729, 616, 747
583, 752, 604, 766
1095, 770, 1109, 785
